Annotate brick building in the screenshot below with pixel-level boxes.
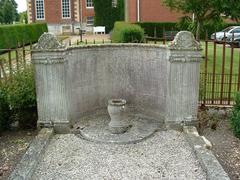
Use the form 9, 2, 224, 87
125, 0, 183, 23
27, 0, 95, 34
27, 0, 183, 34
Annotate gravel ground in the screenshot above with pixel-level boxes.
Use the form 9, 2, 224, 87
0, 130, 37, 180
33, 130, 206, 180
198, 107, 240, 180
202, 118, 240, 180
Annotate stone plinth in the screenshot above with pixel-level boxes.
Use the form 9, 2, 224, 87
32, 33, 70, 133
166, 31, 202, 129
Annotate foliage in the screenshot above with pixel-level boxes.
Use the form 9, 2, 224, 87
111, 21, 144, 43
136, 20, 240, 40
19, 11, 28, 24
3, 65, 37, 129
6, 66, 36, 110
118, 0, 125, 21
230, 93, 240, 139
0, 23, 48, 51
0, 0, 18, 24
163, 0, 240, 40
136, 22, 178, 37
177, 17, 225, 39
177, 18, 240, 40
0, 82, 11, 132
93, 0, 124, 33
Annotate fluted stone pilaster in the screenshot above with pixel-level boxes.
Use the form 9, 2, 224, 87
32, 33, 70, 133
166, 31, 202, 129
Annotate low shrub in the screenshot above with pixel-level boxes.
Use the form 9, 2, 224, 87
6, 66, 36, 110
111, 21, 144, 43
0, 83, 11, 133
0, 23, 48, 52
136, 22, 178, 38
230, 92, 240, 139
4, 65, 37, 129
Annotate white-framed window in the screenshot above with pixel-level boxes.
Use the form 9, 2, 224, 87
62, 0, 71, 18
36, 0, 45, 20
86, 16, 94, 26
112, 0, 117, 8
86, 0, 93, 8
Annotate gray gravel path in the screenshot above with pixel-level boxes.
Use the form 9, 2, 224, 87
33, 130, 206, 180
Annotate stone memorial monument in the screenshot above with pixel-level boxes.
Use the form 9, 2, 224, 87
32, 31, 202, 140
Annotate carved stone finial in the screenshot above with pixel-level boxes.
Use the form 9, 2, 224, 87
33, 32, 65, 50
169, 31, 201, 50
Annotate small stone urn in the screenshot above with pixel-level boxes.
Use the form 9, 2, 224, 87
108, 99, 128, 134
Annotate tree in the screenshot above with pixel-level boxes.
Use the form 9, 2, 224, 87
0, 0, 18, 24
93, 0, 124, 32
0, 10, 3, 23
163, 0, 240, 40
19, 11, 28, 24
0, 0, 4, 23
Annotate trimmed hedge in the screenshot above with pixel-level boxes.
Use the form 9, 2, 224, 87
0, 23, 48, 50
136, 22, 178, 38
111, 21, 144, 43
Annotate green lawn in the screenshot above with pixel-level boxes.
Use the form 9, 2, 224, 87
57, 35, 69, 41
200, 42, 240, 74
0, 45, 31, 60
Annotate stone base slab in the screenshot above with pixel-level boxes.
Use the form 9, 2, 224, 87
38, 121, 70, 134
74, 111, 164, 144
165, 120, 198, 131
8, 128, 54, 180
183, 126, 230, 180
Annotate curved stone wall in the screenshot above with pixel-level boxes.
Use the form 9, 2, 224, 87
66, 45, 168, 122
32, 32, 202, 132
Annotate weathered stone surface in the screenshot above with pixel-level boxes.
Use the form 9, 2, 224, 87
32, 50, 70, 130
32, 31, 202, 131
166, 33, 202, 129
108, 99, 128, 134
33, 32, 65, 50
169, 31, 201, 50
75, 109, 163, 144
8, 128, 54, 180
183, 126, 230, 180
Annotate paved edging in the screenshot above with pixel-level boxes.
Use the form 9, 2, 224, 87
183, 126, 230, 180
8, 128, 54, 180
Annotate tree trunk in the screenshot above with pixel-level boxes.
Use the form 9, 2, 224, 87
196, 21, 201, 41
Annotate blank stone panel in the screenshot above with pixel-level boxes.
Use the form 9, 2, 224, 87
66, 46, 168, 122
